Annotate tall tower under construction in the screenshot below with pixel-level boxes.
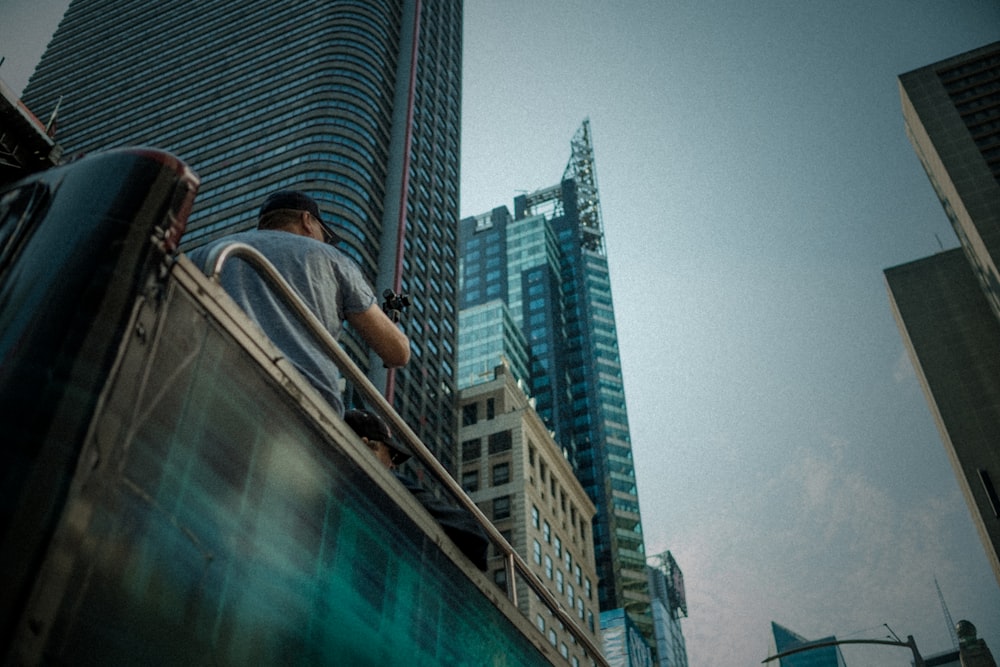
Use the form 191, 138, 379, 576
459, 120, 651, 631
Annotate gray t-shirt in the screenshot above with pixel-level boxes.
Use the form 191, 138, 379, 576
188, 229, 376, 415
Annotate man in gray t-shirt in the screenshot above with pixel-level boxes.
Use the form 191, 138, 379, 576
188, 191, 410, 415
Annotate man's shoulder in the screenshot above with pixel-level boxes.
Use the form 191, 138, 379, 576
187, 230, 363, 276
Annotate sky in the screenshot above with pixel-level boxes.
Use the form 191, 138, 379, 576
2, 1, 999, 666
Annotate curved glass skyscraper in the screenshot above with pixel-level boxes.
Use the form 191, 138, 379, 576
24, 0, 463, 469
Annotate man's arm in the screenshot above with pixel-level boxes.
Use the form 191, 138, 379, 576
347, 304, 411, 368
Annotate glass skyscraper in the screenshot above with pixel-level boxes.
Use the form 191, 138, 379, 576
459, 120, 651, 629
647, 552, 688, 667
770, 623, 846, 667
24, 0, 463, 471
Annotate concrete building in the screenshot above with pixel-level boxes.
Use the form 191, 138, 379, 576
956, 620, 998, 667
884, 41, 1000, 585
458, 363, 602, 667
21, 0, 464, 473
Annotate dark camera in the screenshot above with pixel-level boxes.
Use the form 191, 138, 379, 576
382, 289, 411, 323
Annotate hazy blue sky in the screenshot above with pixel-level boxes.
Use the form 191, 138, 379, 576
3, 2, 999, 665
461, 2, 1000, 666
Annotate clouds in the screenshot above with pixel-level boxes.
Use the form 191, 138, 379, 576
652, 432, 990, 665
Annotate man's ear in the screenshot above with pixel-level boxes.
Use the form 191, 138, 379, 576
300, 210, 314, 233
297, 210, 320, 240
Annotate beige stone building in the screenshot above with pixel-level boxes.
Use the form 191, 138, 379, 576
458, 364, 601, 666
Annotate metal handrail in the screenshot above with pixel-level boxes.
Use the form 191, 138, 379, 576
204, 242, 609, 667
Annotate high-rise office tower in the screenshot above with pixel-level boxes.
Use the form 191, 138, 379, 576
459, 120, 651, 629
646, 553, 688, 667
884, 41, 1000, 586
23, 0, 463, 470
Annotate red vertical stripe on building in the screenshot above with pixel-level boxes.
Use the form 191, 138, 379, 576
385, 0, 421, 404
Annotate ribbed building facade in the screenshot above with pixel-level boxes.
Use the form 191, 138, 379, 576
885, 41, 1000, 586
459, 120, 651, 631
24, 0, 463, 471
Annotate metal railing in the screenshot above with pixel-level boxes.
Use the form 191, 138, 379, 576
204, 241, 609, 667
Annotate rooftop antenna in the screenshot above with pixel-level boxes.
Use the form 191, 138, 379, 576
935, 576, 960, 650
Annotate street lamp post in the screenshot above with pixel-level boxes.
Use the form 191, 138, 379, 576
762, 635, 926, 667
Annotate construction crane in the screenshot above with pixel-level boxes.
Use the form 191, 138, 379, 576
936, 576, 960, 650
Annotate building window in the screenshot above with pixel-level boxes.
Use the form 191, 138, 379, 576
567, 584, 574, 607
493, 568, 507, 592
554, 536, 561, 558
486, 397, 495, 419
462, 402, 478, 426
493, 495, 511, 520
492, 462, 510, 486
531, 505, 540, 529
544, 555, 553, 579
536, 615, 545, 633
556, 569, 564, 594
533, 539, 542, 565
488, 430, 512, 454
577, 597, 584, 619
461, 470, 479, 493
548, 629, 557, 647
575, 564, 582, 585
565, 551, 572, 571
560, 643, 569, 659
461, 438, 480, 462
543, 520, 551, 543
585, 578, 592, 600
528, 444, 535, 467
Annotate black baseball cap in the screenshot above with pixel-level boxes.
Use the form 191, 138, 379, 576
343, 409, 412, 465
259, 190, 338, 242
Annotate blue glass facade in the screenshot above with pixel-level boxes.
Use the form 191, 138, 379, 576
456, 300, 530, 390
771, 623, 847, 667
24, 0, 463, 471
